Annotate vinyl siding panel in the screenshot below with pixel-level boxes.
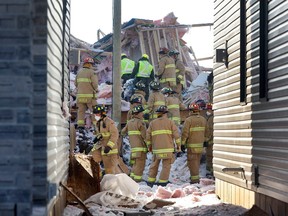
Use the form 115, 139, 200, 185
214, 0, 288, 210
46, 0, 70, 212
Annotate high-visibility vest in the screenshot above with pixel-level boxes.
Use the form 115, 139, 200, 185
121, 58, 135, 76
136, 61, 153, 78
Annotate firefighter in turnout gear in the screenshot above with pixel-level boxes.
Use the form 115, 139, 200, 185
181, 103, 208, 184
205, 103, 214, 174
130, 80, 149, 124
156, 47, 176, 89
131, 54, 154, 100
121, 53, 135, 85
75, 57, 98, 128
169, 49, 186, 101
146, 80, 166, 122
127, 96, 142, 122
161, 87, 187, 126
121, 105, 147, 182
92, 105, 121, 174
146, 105, 181, 187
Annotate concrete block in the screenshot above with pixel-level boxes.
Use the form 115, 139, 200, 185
7, 4, 29, 13
17, 15, 30, 28
0, 109, 13, 122
17, 110, 31, 123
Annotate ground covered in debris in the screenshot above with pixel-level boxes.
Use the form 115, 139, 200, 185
63, 141, 248, 216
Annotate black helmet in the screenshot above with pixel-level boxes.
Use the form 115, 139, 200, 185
161, 87, 173, 95
195, 99, 206, 110
93, 105, 106, 114
135, 81, 146, 91
156, 105, 168, 113
130, 96, 142, 104
132, 104, 145, 114
149, 80, 161, 90
169, 49, 180, 56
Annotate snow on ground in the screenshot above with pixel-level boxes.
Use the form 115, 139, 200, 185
63, 138, 248, 215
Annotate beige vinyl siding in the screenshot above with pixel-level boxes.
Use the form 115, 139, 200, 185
46, 0, 70, 211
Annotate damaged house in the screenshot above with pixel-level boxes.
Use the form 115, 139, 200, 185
70, 12, 213, 111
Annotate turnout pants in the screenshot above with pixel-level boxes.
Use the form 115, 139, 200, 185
148, 155, 174, 183
77, 98, 97, 127
187, 153, 201, 183
102, 154, 122, 174
130, 152, 146, 182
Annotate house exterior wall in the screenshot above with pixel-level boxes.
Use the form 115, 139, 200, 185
0, 0, 70, 215
214, 0, 288, 213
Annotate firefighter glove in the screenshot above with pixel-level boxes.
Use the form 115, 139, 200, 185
93, 134, 103, 143
104, 146, 112, 154
143, 113, 150, 120
181, 145, 186, 152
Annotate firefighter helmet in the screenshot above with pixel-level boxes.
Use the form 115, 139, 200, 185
161, 87, 173, 95
93, 105, 106, 114
135, 81, 146, 91
130, 96, 142, 104
121, 53, 127, 57
188, 103, 200, 112
169, 49, 180, 56
142, 54, 149, 59
195, 99, 206, 110
83, 57, 94, 64
206, 103, 213, 110
159, 47, 169, 55
149, 80, 161, 90
156, 105, 168, 113
132, 104, 145, 114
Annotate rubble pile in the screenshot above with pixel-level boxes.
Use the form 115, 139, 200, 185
69, 12, 213, 110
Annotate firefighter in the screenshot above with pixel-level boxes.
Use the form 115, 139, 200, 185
146, 105, 181, 187
145, 80, 166, 122
127, 96, 142, 122
169, 49, 186, 101
131, 54, 154, 100
130, 81, 149, 124
75, 57, 98, 129
91, 105, 121, 174
205, 103, 214, 175
121, 53, 135, 85
161, 87, 187, 126
121, 104, 147, 182
155, 47, 176, 89
181, 103, 208, 184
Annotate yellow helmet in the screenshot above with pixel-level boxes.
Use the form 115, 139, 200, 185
142, 54, 149, 59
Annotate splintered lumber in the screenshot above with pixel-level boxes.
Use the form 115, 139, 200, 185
67, 154, 101, 203
60, 182, 93, 216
